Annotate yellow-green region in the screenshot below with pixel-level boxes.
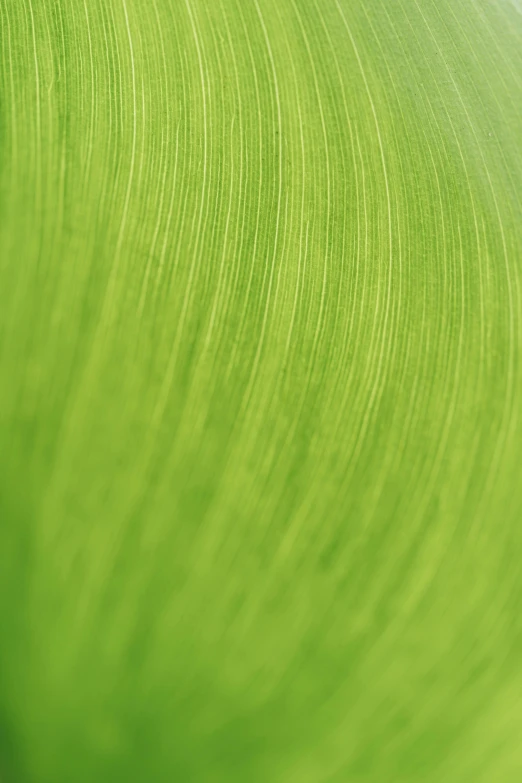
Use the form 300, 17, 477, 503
1, 0, 522, 781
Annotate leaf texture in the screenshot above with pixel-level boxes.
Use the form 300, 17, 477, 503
0, 0, 522, 781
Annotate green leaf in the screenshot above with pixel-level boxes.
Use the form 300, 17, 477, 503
1, 0, 521, 781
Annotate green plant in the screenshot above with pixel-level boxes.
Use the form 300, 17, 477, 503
1, 1, 521, 780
